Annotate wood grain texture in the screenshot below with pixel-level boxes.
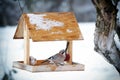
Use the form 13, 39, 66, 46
24, 21, 30, 65
68, 41, 72, 64
13, 60, 84, 72
13, 12, 83, 41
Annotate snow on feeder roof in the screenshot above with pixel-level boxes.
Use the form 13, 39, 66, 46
13, 12, 83, 41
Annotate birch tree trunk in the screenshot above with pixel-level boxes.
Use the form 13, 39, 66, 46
92, 0, 120, 73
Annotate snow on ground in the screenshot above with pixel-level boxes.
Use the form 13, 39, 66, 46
0, 22, 120, 80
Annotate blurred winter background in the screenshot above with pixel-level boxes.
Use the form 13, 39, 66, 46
0, 0, 120, 80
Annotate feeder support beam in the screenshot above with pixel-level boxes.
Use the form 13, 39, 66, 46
68, 41, 72, 64
24, 21, 30, 65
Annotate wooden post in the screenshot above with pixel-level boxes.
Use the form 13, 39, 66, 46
68, 41, 72, 64
24, 22, 30, 65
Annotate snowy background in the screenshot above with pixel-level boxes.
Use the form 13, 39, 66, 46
1, 0, 120, 79
0, 23, 120, 80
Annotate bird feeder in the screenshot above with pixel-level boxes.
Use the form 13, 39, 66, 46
13, 12, 84, 72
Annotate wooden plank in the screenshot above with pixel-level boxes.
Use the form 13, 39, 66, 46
13, 15, 24, 39
68, 41, 72, 64
13, 61, 84, 72
24, 20, 30, 65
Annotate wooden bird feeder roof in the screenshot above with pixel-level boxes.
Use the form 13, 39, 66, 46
13, 12, 83, 41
